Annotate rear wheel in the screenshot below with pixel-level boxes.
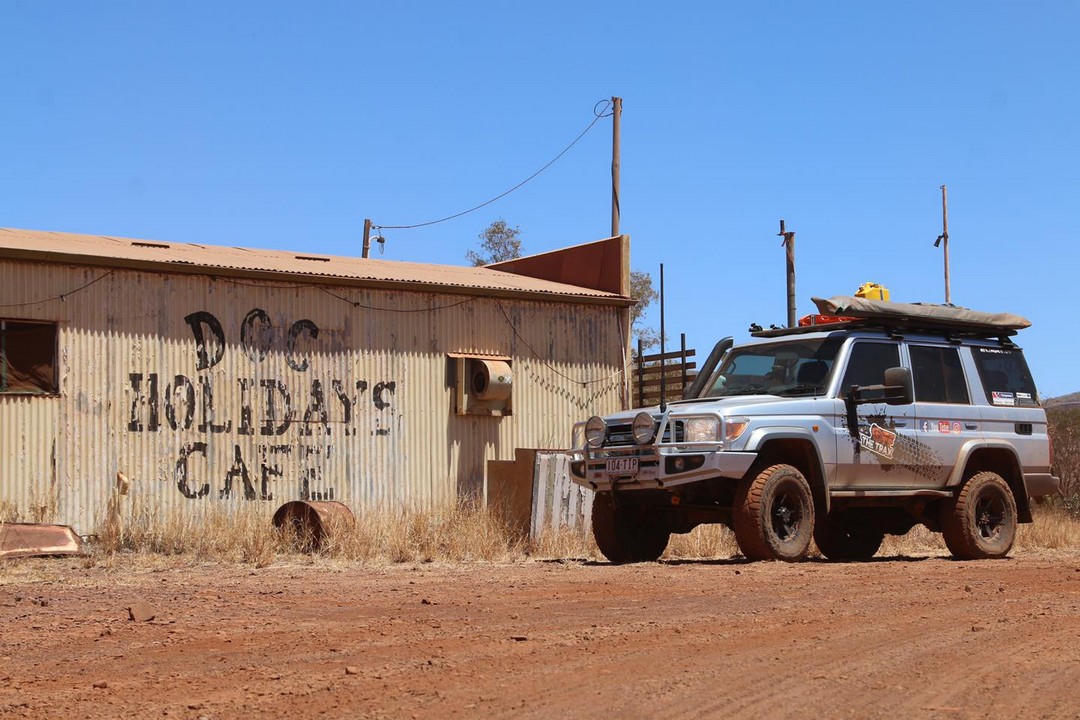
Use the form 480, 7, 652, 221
733, 464, 814, 562
940, 471, 1017, 560
814, 513, 884, 561
591, 493, 669, 563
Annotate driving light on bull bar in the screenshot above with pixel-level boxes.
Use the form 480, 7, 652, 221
685, 417, 720, 442
724, 416, 751, 443
632, 411, 656, 444
584, 416, 607, 447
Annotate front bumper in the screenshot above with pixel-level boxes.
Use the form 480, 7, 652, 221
570, 445, 757, 493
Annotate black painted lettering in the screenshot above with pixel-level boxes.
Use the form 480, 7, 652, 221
332, 379, 353, 436
127, 373, 160, 433
221, 445, 256, 500
299, 444, 331, 501
183, 311, 225, 371
164, 375, 195, 431
260, 380, 294, 436
372, 381, 396, 411
237, 378, 255, 435
260, 444, 291, 501
301, 380, 330, 436
240, 308, 273, 363
175, 441, 210, 499
198, 376, 233, 434
286, 319, 319, 372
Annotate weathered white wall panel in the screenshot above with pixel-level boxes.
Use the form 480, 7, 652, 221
531, 451, 594, 538
0, 260, 625, 532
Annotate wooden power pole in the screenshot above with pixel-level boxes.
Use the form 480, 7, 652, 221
611, 96, 622, 238
362, 218, 372, 259
779, 220, 796, 327
937, 185, 951, 304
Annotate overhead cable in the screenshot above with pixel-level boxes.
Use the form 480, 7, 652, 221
376, 99, 613, 231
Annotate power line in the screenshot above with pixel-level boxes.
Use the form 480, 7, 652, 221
0, 270, 115, 308
376, 99, 613, 231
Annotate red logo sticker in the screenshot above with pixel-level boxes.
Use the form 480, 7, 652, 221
938, 421, 951, 434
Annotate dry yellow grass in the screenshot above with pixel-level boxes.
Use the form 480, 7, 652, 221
4, 496, 1075, 576
666, 524, 741, 559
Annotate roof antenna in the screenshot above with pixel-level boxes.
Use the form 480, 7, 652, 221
659, 263, 667, 414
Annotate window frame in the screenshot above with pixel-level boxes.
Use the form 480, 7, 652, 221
0, 319, 60, 396
838, 340, 902, 398
908, 344, 971, 405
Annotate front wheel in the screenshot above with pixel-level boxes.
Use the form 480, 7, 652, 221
940, 471, 1017, 560
591, 493, 669, 563
733, 464, 814, 562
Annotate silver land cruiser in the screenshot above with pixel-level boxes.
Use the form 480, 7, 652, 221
570, 296, 1060, 563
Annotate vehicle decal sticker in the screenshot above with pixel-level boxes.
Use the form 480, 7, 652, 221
859, 423, 896, 460
938, 421, 951, 434
852, 415, 946, 482
992, 391, 1015, 406
952, 422, 962, 433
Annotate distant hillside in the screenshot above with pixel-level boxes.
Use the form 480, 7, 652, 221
1045, 392, 1080, 408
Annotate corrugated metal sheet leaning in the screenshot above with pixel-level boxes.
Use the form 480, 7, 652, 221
0, 229, 631, 534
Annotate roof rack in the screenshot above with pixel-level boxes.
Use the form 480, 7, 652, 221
750, 317, 1018, 340
751, 295, 1029, 342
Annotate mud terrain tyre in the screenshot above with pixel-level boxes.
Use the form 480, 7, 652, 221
940, 471, 1017, 560
591, 493, 669, 563
814, 514, 884, 561
733, 464, 814, 562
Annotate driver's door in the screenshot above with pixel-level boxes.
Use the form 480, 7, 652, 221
831, 340, 918, 489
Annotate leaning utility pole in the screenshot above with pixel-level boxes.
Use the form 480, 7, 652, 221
934, 185, 951, 304
362, 218, 372, 259
611, 96, 622, 237
779, 220, 796, 327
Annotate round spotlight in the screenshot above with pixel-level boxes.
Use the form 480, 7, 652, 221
632, 411, 656, 445
584, 416, 606, 448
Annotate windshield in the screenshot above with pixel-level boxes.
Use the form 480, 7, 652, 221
705, 337, 843, 398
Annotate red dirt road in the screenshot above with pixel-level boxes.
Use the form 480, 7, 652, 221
2, 551, 1080, 719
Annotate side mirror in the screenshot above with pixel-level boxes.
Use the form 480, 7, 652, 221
882, 366, 913, 406
844, 366, 913, 443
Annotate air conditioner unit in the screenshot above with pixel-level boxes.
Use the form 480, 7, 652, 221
449, 354, 513, 416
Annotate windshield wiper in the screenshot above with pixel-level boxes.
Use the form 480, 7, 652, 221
776, 384, 824, 397
717, 385, 771, 397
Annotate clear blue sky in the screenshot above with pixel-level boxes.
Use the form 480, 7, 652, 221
3, 2, 1078, 395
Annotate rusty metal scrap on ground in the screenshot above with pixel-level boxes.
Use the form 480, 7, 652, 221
0, 522, 87, 559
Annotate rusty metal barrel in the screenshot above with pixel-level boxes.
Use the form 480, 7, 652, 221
271, 500, 354, 552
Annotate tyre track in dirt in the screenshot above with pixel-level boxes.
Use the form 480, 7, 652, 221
1, 552, 1078, 719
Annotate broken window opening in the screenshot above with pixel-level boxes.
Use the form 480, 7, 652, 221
0, 319, 59, 395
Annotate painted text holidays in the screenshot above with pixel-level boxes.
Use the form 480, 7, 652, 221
125, 308, 399, 501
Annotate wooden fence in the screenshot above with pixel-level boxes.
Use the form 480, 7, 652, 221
631, 334, 697, 408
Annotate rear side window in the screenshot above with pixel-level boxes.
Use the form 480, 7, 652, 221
0, 320, 58, 394
910, 345, 970, 404
972, 347, 1039, 407
840, 342, 900, 392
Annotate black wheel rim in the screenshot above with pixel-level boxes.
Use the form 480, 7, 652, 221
770, 489, 802, 541
974, 492, 1006, 541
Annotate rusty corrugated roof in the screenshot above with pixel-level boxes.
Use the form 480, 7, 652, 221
0, 228, 632, 305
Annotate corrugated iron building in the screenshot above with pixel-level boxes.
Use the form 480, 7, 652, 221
0, 228, 632, 533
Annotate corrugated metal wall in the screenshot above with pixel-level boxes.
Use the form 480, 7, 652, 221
0, 260, 626, 533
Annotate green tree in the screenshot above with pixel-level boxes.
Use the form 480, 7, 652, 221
467, 219, 523, 266
630, 269, 660, 350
